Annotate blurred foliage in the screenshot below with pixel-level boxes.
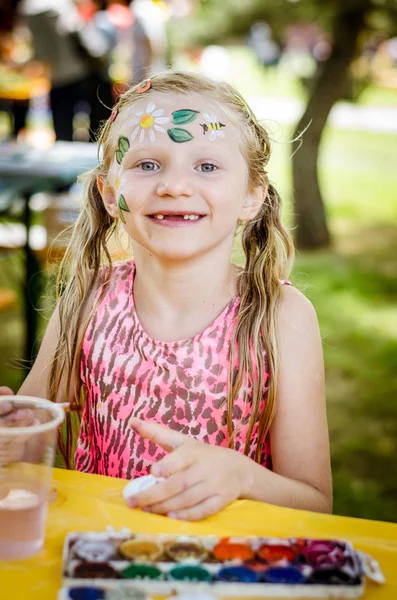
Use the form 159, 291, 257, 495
169, 0, 397, 248
171, 0, 397, 49
294, 232, 397, 522
234, 125, 397, 522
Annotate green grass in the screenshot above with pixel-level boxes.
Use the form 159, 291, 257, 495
227, 47, 306, 100
210, 45, 397, 108
261, 74, 397, 522
358, 84, 397, 106
268, 124, 397, 522
320, 129, 397, 223
293, 236, 397, 522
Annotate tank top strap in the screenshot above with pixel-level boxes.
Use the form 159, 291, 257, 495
92, 260, 135, 305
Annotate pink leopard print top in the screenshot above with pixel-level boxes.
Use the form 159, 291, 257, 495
75, 261, 272, 478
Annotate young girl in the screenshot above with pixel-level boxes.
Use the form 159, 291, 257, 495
2, 71, 332, 521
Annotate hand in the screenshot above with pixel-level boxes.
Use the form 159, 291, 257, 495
0, 400, 38, 467
0, 386, 14, 397
128, 417, 250, 521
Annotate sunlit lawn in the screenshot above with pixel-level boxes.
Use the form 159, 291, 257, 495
236, 115, 397, 521
1, 49, 396, 522
226, 45, 397, 107
270, 121, 397, 522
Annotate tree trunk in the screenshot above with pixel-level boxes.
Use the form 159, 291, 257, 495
292, 1, 371, 249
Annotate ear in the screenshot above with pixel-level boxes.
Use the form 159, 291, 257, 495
97, 175, 119, 219
239, 185, 265, 222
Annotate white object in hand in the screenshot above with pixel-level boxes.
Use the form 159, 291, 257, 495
123, 475, 164, 502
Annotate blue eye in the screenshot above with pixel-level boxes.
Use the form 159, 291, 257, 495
199, 163, 217, 173
139, 161, 158, 171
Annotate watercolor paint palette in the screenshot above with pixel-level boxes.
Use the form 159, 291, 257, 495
58, 586, 151, 600
60, 530, 385, 599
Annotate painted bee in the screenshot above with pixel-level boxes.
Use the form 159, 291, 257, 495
200, 114, 226, 141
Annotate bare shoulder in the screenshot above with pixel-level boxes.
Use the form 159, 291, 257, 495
276, 284, 323, 377
278, 284, 320, 338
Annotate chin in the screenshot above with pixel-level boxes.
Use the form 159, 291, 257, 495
154, 249, 202, 263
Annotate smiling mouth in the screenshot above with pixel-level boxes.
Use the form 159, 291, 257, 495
147, 213, 205, 221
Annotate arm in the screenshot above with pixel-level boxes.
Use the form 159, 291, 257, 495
126, 286, 332, 520
17, 278, 99, 402
240, 285, 332, 513
17, 306, 67, 400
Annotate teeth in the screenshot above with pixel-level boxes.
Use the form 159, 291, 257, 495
153, 214, 200, 220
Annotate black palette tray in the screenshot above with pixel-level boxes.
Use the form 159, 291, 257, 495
58, 584, 152, 600
61, 530, 385, 598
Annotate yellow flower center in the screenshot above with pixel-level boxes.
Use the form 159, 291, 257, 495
140, 114, 154, 128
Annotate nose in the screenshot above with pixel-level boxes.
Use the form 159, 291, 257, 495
156, 169, 195, 199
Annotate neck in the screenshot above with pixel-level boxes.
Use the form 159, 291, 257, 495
132, 244, 240, 340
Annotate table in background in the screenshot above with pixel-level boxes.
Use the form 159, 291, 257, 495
0, 64, 50, 102
0, 142, 98, 364
0, 468, 396, 599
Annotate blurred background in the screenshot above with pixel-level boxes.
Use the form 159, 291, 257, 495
0, 0, 396, 522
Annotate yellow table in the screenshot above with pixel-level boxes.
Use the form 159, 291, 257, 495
1, 468, 396, 599
0, 65, 50, 101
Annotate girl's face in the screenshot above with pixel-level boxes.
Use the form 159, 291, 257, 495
101, 92, 263, 263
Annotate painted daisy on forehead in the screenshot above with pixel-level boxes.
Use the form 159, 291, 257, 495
129, 102, 171, 143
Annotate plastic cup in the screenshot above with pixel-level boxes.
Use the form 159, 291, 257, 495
0, 395, 64, 560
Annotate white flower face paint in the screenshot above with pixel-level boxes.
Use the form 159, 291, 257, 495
115, 174, 127, 192
200, 113, 226, 141
129, 102, 171, 143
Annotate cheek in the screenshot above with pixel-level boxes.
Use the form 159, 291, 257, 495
117, 174, 137, 214
215, 190, 245, 219
117, 174, 128, 194
109, 158, 121, 187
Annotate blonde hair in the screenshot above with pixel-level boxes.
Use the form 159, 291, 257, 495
50, 71, 294, 466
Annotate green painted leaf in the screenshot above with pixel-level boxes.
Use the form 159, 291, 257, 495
118, 205, 126, 224
118, 194, 130, 212
118, 136, 130, 153
172, 109, 199, 125
116, 150, 123, 165
167, 128, 194, 143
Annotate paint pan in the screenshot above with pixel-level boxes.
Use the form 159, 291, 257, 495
60, 531, 385, 598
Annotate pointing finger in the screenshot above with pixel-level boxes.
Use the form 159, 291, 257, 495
129, 418, 187, 452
